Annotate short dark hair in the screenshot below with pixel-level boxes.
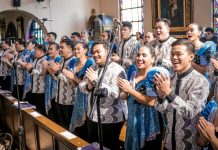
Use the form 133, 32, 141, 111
171, 39, 195, 54
1, 38, 10, 45
61, 39, 74, 49
35, 44, 46, 54
93, 40, 109, 52
156, 18, 170, 27
75, 42, 89, 50
205, 27, 214, 34
27, 39, 37, 46
16, 39, 26, 47
49, 42, 59, 50
121, 21, 132, 30
71, 32, 81, 38
47, 32, 57, 39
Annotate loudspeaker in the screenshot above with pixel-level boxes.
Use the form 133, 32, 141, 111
12, 0, 21, 7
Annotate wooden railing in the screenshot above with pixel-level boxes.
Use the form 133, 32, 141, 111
0, 93, 89, 150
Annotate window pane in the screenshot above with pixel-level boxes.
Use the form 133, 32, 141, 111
121, 0, 132, 9
121, 9, 133, 21
120, 0, 143, 33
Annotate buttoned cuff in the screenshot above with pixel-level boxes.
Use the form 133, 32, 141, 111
166, 90, 176, 103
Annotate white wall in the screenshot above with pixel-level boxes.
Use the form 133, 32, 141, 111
100, 0, 212, 33
0, 0, 100, 41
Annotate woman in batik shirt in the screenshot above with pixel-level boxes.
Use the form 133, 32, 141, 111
118, 45, 169, 150
187, 23, 216, 77
62, 42, 93, 139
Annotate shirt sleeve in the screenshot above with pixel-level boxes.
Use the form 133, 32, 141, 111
168, 78, 209, 119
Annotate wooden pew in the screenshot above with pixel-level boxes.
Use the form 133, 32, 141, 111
0, 93, 89, 150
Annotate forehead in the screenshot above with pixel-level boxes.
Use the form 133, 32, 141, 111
155, 21, 167, 27
93, 44, 105, 51
121, 26, 131, 31
187, 24, 198, 30
171, 45, 188, 52
60, 42, 67, 47
145, 32, 153, 36
138, 47, 150, 53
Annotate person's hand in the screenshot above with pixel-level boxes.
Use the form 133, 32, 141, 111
6, 53, 14, 60
25, 62, 32, 71
154, 73, 171, 96
49, 61, 61, 72
86, 67, 98, 83
18, 58, 25, 67
42, 60, 48, 69
198, 117, 216, 141
211, 58, 218, 70
117, 77, 132, 93
62, 69, 75, 80
111, 54, 120, 62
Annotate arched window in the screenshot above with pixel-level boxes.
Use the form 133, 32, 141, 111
120, 0, 144, 35
29, 20, 43, 44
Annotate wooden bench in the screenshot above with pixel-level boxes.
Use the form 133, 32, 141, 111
0, 93, 89, 150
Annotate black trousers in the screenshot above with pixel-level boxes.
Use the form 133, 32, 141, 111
47, 98, 58, 124
12, 85, 24, 100
25, 92, 46, 116
73, 121, 88, 141
87, 119, 124, 150
0, 76, 11, 91
55, 102, 73, 130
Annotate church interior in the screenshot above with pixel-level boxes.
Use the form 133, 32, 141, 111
0, 0, 217, 150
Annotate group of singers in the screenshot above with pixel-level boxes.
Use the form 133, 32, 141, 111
1, 17, 218, 150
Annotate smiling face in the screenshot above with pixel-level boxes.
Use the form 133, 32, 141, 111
171, 45, 194, 74
136, 46, 154, 70
48, 44, 59, 59
74, 43, 87, 59
186, 24, 202, 42
92, 44, 108, 66
59, 42, 72, 58
155, 21, 170, 41
121, 27, 131, 40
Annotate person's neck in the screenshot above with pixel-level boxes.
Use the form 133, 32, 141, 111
51, 54, 59, 59
78, 56, 87, 65
37, 54, 45, 59
64, 53, 72, 59
138, 65, 152, 76
123, 36, 131, 42
193, 39, 203, 49
159, 35, 170, 43
177, 65, 192, 75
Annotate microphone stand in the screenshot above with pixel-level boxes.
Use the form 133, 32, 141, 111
13, 62, 26, 150
89, 23, 120, 150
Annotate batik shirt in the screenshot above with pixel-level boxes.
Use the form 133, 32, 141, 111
154, 37, 176, 69
154, 69, 209, 150
12, 50, 27, 85
31, 55, 46, 94
125, 67, 169, 150
0, 48, 13, 77
55, 56, 77, 105
118, 36, 139, 71
79, 61, 127, 123
208, 53, 218, 102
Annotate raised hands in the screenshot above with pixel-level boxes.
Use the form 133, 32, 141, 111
154, 72, 171, 96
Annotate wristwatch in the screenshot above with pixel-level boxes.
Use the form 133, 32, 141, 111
92, 79, 98, 87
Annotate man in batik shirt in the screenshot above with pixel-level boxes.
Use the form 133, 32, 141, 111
153, 39, 209, 150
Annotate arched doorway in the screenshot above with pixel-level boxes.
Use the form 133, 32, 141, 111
0, 9, 47, 43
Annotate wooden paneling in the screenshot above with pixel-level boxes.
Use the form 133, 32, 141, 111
0, 93, 89, 150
